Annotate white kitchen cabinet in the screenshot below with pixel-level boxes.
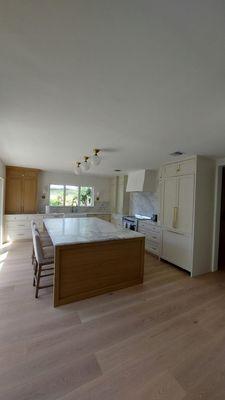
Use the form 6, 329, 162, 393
4, 214, 44, 242
163, 174, 194, 234
163, 177, 178, 229
176, 175, 194, 234
164, 158, 195, 178
160, 156, 215, 276
138, 220, 161, 256
161, 230, 192, 272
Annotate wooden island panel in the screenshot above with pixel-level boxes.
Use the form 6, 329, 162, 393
54, 237, 145, 306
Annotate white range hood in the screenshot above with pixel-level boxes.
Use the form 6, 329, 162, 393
126, 169, 157, 192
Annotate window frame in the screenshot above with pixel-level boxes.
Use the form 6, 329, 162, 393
49, 184, 94, 207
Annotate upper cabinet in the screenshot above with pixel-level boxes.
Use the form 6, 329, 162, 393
160, 158, 196, 179
5, 166, 40, 214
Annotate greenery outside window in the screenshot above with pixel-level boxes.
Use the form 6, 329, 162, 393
49, 184, 94, 207
49, 184, 64, 206
79, 187, 94, 206
65, 185, 79, 206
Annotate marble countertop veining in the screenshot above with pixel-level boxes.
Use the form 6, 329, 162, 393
44, 217, 144, 246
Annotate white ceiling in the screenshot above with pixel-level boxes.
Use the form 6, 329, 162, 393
0, 0, 224, 176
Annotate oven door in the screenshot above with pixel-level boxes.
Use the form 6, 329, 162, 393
123, 218, 137, 231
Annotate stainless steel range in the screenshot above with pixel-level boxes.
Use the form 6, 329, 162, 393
122, 216, 137, 231
122, 214, 158, 231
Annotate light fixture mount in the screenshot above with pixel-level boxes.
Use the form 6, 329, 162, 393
74, 161, 81, 175
82, 156, 90, 171
91, 148, 101, 166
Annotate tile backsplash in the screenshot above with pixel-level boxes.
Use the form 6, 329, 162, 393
39, 201, 111, 214
129, 192, 159, 217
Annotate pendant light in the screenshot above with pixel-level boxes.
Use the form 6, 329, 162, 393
81, 156, 90, 171
90, 149, 101, 166
74, 162, 81, 175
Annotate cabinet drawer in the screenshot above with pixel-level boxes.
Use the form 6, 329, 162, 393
6, 230, 32, 241
138, 222, 160, 234
5, 221, 30, 229
148, 232, 160, 242
5, 214, 43, 222
145, 239, 159, 255
5, 214, 28, 221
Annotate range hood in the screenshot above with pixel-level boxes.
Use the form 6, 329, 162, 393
126, 169, 157, 192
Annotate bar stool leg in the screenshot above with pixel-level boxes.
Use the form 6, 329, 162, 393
33, 259, 38, 286
35, 265, 41, 298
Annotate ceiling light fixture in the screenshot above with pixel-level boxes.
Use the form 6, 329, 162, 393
81, 156, 90, 171
74, 162, 81, 175
90, 149, 101, 166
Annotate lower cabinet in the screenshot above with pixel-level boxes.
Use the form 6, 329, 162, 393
4, 213, 112, 241
4, 214, 44, 242
90, 214, 111, 222
138, 221, 161, 256
111, 214, 123, 229
161, 229, 193, 272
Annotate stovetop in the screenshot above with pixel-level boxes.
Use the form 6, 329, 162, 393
123, 214, 152, 221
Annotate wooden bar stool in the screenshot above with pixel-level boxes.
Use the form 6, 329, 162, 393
32, 230, 54, 298
31, 221, 52, 268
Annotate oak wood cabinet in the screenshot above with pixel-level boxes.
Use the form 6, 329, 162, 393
5, 166, 40, 214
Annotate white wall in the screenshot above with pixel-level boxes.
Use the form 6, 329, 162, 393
38, 170, 113, 211
0, 159, 5, 178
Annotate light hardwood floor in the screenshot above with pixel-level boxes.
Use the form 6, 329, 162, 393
1, 241, 225, 399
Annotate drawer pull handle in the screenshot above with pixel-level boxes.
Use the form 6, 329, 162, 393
172, 207, 178, 228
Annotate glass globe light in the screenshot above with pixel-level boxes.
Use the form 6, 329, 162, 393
91, 149, 101, 166
81, 156, 90, 171
74, 162, 81, 175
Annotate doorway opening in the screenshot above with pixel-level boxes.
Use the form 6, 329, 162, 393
218, 167, 225, 270
0, 178, 3, 248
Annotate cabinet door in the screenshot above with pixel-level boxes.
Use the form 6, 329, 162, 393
177, 159, 195, 176
162, 177, 178, 229
23, 176, 37, 213
164, 163, 179, 178
176, 175, 194, 234
161, 230, 193, 272
5, 176, 23, 214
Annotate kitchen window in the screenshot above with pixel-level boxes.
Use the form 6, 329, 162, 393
65, 185, 79, 206
49, 184, 64, 206
79, 186, 94, 206
49, 184, 94, 207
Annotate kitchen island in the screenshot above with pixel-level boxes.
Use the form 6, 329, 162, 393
44, 217, 145, 306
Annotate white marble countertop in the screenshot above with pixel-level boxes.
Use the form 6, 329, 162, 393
44, 217, 144, 246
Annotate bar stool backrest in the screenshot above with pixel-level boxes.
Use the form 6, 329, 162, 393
33, 230, 44, 265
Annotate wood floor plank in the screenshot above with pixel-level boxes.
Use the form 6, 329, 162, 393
1, 241, 225, 399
